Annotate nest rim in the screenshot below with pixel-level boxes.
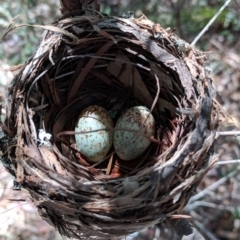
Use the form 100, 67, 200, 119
0, 11, 221, 239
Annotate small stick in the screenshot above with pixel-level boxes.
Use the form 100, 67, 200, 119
189, 165, 240, 203
217, 130, 240, 136
216, 159, 240, 165
151, 74, 160, 113
193, 218, 218, 240
191, 0, 232, 45
187, 200, 235, 211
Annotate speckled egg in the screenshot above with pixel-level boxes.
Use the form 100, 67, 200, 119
75, 105, 113, 162
114, 106, 155, 161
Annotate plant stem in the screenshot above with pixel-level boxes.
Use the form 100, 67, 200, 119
191, 0, 232, 45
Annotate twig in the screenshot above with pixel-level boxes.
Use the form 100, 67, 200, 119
216, 159, 240, 165
193, 218, 218, 240
217, 130, 240, 136
189, 165, 240, 203
151, 74, 160, 112
187, 200, 234, 212
191, 0, 232, 45
0, 202, 29, 215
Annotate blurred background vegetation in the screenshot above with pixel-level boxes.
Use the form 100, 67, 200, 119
0, 1, 240, 240
0, 0, 239, 65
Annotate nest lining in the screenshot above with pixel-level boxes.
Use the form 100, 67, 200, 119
0, 12, 221, 239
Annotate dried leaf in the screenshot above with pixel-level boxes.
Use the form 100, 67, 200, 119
41, 74, 61, 106
67, 41, 114, 103
150, 62, 173, 91
107, 52, 153, 109
92, 24, 117, 43
158, 98, 177, 112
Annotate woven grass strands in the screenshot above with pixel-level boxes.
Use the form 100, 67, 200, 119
0, 0, 223, 239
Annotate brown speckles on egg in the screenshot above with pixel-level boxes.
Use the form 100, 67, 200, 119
114, 106, 155, 161
75, 105, 113, 162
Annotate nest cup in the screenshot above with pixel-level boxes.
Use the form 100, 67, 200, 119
0, 7, 221, 239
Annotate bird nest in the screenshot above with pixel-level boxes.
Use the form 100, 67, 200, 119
0, 7, 222, 240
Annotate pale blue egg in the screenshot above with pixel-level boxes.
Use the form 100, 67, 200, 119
114, 106, 155, 161
75, 105, 113, 162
